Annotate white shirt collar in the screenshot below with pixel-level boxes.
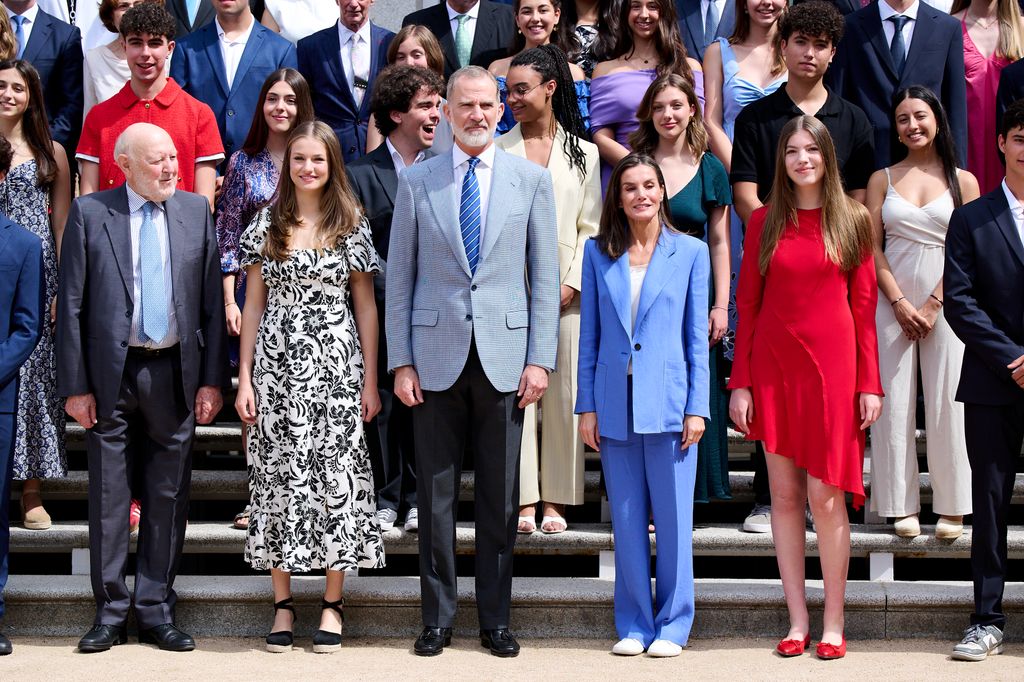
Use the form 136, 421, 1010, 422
125, 184, 169, 214
879, 0, 919, 22
6, 3, 39, 24
452, 141, 495, 170
338, 18, 372, 45
385, 137, 426, 171
447, 1, 481, 22
215, 15, 256, 44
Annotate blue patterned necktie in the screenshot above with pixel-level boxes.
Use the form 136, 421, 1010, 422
186, 0, 201, 26
460, 157, 481, 274
139, 202, 169, 344
11, 15, 25, 59
703, 0, 720, 49
888, 15, 909, 74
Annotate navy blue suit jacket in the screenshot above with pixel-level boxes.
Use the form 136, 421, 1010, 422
297, 22, 394, 162
21, 9, 83, 153
0, 215, 44, 414
676, 0, 735, 62
828, 2, 967, 169
945, 189, 1024, 406
171, 21, 297, 163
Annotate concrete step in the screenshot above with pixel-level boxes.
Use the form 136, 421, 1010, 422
4, 575, 1024, 641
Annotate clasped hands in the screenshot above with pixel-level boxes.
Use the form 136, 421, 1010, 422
394, 364, 548, 409
892, 296, 941, 341
66, 386, 223, 428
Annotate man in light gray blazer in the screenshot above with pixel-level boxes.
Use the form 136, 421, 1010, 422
57, 123, 227, 654
386, 66, 560, 658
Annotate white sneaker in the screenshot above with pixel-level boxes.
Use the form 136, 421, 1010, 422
952, 624, 1003, 661
611, 638, 645, 656
647, 639, 682, 657
404, 507, 419, 532
742, 504, 771, 533
376, 508, 398, 531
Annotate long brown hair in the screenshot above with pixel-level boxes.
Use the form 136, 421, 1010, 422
610, 0, 694, 82
950, 0, 1024, 61
264, 122, 363, 262
597, 153, 676, 258
0, 15, 15, 61
388, 25, 446, 77
760, 116, 871, 274
0, 60, 56, 187
728, 0, 786, 77
240, 68, 315, 157
508, 0, 580, 58
628, 73, 708, 157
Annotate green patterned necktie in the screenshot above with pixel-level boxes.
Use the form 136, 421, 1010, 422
455, 14, 472, 68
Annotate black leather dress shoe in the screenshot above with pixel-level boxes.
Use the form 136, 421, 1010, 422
480, 628, 520, 657
0, 632, 11, 655
139, 624, 195, 652
413, 626, 452, 656
78, 624, 127, 653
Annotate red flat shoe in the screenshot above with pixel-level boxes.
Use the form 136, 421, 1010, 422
775, 634, 811, 657
816, 636, 846, 660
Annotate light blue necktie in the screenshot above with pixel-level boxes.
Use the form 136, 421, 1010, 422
703, 0, 720, 49
460, 157, 481, 274
139, 202, 169, 344
11, 15, 25, 59
186, 0, 201, 26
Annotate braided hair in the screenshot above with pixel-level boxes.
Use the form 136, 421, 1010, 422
510, 44, 589, 178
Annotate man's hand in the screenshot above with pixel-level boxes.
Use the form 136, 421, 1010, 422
394, 366, 424, 407
560, 285, 576, 311
517, 364, 549, 409
65, 393, 97, 428
1009, 354, 1024, 389
194, 386, 223, 424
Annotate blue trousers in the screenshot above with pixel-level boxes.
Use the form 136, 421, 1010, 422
0, 412, 14, 621
601, 408, 697, 646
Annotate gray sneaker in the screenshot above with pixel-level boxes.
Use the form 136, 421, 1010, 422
404, 507, 419, 532
742, 503, 772, 533
952, 624, 1004, 661
376, 507, 398, 532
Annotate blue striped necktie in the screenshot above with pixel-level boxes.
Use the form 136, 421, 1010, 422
139, 201, 169, 344
460, 156, 481, 274
12, 15, 25, 59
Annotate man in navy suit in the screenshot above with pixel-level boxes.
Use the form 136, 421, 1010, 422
0, 135, 44, 657
677, 0, 734, 62
298, 0, 394, 162
4, 0, 83, 155
165, 0, 215, 36
402, 0, 513, 80
945, 99, 1024, 663
171, 0, 296, 164
829, 0, 967, 170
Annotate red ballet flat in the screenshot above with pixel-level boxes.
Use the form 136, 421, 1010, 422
775, 634, 811, 657
816, 636, 847, 660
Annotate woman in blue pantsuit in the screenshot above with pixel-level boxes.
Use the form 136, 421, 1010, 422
576, 153, 710, 658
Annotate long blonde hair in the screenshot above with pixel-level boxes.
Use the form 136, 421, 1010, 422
760, 116, 871, 274
951, 0, 1024, 61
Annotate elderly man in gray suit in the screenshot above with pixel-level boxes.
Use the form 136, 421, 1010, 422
386, 65, 559, 658
57, 123, 227, 654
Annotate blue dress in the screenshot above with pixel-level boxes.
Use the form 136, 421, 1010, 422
495, 75, 591, 136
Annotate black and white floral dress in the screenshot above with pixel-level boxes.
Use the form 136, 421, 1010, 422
240, 209, 385, 572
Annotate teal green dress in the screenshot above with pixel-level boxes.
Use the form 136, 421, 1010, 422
666, 152, 732, 503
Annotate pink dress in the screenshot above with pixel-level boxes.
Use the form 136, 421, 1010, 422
963, 20, 1012, 193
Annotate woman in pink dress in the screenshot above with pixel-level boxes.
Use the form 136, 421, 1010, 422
951, 0, 1024, 192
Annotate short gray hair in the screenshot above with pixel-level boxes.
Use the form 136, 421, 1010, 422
446, 65, 499, 102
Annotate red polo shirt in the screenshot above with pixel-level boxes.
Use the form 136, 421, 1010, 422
76, 78, 224, 192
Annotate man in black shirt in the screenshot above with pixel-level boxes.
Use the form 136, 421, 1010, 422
729, 0, 874, 533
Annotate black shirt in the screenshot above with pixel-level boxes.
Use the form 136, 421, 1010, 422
730, 86, 875, 202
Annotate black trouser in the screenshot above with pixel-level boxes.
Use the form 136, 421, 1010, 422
966, 401, 1024, 630
413, 341, 524, 630
752, 442, 771, 506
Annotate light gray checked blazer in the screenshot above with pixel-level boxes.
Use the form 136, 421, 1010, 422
385, 147, 560, 393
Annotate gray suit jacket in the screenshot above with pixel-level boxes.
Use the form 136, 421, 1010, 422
56, 186, 228, 416
385, 147, 560, 393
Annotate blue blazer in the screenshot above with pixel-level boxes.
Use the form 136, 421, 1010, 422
21, 9, 83, 153
0, 215, 44, 414
297, 23, 394, 162
575, 229, 711, 441
171, 21, 297, 163
828, 2, 968, 169
676, 0, 735, 62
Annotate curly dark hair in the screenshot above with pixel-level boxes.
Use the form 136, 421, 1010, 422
119, 2, 176, 40
779, 0, 844, 45
370, 65, 445, 138
1000, 96, 1024, 138
0, 134, 13, 178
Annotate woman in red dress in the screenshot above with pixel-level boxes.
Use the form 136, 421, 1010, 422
728, 116, 883, 660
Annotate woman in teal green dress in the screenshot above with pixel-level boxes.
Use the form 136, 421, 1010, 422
629, 73, 732, 503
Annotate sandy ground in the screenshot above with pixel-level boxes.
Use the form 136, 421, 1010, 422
0, 637, 1018, 681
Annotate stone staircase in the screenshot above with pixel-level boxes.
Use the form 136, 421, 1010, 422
5, 422, 1024, 642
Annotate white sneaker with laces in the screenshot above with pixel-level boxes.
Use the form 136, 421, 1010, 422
404, 507, 419, 532
376, 507, 398, 532
742, 504, 771, 533
952, 624, 1003, 661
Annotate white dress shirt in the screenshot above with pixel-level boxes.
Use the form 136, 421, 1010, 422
216, 16, 255, 89
452, 142, 495, 244
447, 0, 481, 52
6, 3, 40, 52
1002, 179, 1024, 248
337, 20, 372, 99
126, 185, 179, 349
879, 0, 920, 54
386, 138, 426, 173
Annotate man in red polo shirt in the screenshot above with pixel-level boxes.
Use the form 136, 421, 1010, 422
76, 3, 223, 209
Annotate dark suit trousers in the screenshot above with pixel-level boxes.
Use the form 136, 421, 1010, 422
966, 401, 1024, 629
0, 411, 14, 621
413, 341, 524, 629
86, 349, 195, 629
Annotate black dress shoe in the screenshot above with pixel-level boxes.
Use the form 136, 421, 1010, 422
0, 632, 11, 655
413, 626, 452, 656
480, 628, 520, 657
78, 624, 127, 653
139, 624, 195, 652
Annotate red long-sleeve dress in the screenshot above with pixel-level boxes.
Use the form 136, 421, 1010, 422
728, 207, 883, 509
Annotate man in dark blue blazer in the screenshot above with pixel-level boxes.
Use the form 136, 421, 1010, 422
4, 1, 83, 155
0, 137, 44, 657
828, 0, 967, 169
298, 0, 393, 162
945, 99, 1024, 663
402, 0, 513, 80
677, 0, 734, 62
171, 0, 296, 164
165, 0, 215, 36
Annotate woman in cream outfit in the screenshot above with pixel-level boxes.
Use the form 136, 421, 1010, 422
261, 0, 339, 44
496, 46, 600, 533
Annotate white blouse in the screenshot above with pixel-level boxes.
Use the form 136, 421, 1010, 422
265, 0, 339, 44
